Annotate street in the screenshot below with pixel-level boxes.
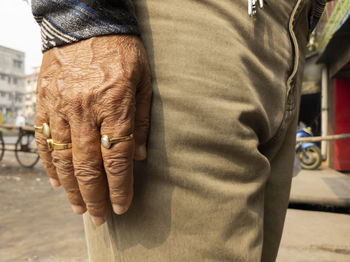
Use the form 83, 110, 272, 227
0, 152, 349, 262
0, 153, 87, 262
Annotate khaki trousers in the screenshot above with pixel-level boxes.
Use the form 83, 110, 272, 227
84, 0, 312, 261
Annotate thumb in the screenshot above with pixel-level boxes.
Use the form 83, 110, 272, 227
134, 71, 152, 161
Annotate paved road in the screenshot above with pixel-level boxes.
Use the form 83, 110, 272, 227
290, 168, 350, 208
278, 209, 350, 262
0, 155, 87, 262
1, 154, 349, 262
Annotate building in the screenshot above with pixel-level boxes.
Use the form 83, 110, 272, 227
0, 45, 25, 124
24, 66, 40, 124
300, 0, 350, 171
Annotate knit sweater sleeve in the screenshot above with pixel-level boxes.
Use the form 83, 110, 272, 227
32, 0, 140, 52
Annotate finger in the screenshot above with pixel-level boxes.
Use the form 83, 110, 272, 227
70, 120, 108, 224
134, 67, 153, 161
50, 114, 86, 215
34, 110, 60, 187
101, 116, 134, 215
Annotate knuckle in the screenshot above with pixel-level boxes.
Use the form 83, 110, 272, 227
85, 200, 107, 214
98, 93, 135, 124
43, 161, 55, 173
35, 136, 48, 149
137, 75, 152, 94
135, 118, 149, 130
34, 112, 47, 125
52, 154, 74, 175
110, 187, 129, 198
67, 96, 84, 119
74, 160, 104, 186
104, 156, 131, 176
66, 187, 80, 195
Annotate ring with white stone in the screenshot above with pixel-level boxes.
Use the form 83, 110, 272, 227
101, 133, 134, 149
34, 123, 51, 138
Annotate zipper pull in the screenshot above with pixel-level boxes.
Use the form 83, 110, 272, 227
248, 0, 264, 17
258, 0, 264, 9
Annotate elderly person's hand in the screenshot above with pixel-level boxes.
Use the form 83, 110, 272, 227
34, 35, 152, 226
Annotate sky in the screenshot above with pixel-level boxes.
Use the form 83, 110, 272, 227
0, 0, 42, 74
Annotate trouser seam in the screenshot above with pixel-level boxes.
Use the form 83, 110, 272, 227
260, 0, 304, 151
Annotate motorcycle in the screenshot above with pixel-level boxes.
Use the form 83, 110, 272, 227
296, 126, 322, 170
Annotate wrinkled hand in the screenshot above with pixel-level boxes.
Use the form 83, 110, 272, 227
34, 35, 152, 226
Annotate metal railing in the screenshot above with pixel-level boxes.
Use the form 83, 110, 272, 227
296, 134, 350, 142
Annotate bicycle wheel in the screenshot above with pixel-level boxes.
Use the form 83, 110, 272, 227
15, 131, 40, 168
0, 132, 4, 162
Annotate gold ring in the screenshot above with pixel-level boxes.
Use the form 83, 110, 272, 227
47, 139, 72, 151
34, 123, 51, 138
101, 133, 134, 149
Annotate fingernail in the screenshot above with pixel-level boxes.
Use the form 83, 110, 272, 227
134, 144, 147, 161
49, 178, 61, 187
71, 205, 86, 215
113, 204, 128, 215
91, 216, 106, 227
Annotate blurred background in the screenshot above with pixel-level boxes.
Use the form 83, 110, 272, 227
0, 0, 349, 261
0, 0, 42, 126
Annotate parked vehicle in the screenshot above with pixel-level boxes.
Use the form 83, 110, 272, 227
0, 124, 40, 168
296, 126, 322, 170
